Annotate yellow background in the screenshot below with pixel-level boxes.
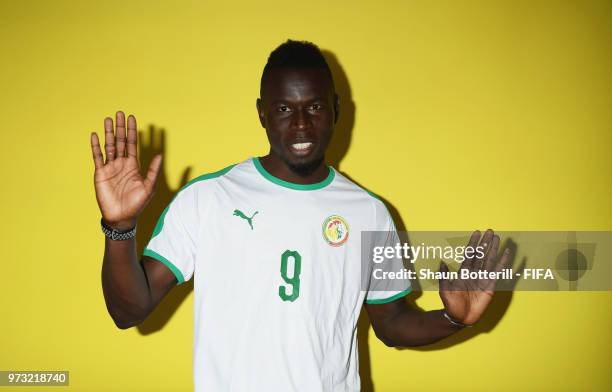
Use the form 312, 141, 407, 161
1, 0, 611, 391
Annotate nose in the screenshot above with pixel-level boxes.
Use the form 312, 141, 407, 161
291, 108, 311, 130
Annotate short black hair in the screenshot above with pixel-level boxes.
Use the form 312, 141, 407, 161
260, 39, 334, 96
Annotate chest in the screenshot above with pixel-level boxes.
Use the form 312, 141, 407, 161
194, 188, 370, 315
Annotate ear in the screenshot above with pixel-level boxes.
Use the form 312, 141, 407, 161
333, 93, 340, 124
256, 98, 266, 128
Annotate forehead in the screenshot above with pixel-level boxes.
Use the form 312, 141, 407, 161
262, 67, 334, 102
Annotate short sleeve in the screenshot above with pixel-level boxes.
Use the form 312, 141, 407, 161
365, 201, 412, 304
143, 186, 199, 285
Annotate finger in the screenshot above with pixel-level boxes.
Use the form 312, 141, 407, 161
90, 132, 104, 169
438, 261, 452, 292
475, 229, 494, 266
463, 230, 481, 268
115, 111, 127, 158
104, 117, 116, 163
460, 230, 481, 272
479, 229, 494, 249
476, 229, 496, 271
483, 235, 500, 270
143, 154, 163, 192
466, 230, 481, 251
127, 114, 138, 158
493, 248, 512, 273
480, 247, 513, 292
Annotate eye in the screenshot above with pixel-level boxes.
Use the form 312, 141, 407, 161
276, 105, 291, 112
310, 104, 324, 110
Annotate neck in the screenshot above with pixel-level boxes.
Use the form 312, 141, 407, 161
258, 153, 329, 185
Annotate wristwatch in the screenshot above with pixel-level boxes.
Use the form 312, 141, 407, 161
100, 218, 136, 241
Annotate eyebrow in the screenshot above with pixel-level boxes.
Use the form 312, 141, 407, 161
270, 98, 327, 105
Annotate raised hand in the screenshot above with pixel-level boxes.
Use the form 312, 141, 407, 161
90, 111, 162, 230
439, 229, 512, 326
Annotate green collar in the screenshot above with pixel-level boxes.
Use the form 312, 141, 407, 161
252, 157, 335, 191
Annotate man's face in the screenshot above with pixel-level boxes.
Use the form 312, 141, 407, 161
257, 67, 339, 174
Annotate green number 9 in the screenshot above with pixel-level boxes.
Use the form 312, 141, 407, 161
279, 250, 301, 302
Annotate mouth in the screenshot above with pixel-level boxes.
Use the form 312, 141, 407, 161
287, 141, 316, 157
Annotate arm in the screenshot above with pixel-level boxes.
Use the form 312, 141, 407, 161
91, 111, 173, 329
367, 229, 511, 347
367, 300, 461, 347
101, 239, 176, 329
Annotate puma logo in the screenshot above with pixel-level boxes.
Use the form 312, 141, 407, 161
233, 209, 259, 230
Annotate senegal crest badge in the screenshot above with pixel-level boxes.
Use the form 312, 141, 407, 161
322, 215, 349, 247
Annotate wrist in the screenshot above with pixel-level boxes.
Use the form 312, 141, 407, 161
443, 311, 473, 328
101, 218, 137, 241
102, 217, 137, 231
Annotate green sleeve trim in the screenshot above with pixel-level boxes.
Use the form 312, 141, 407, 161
151, 205, 171, 238
180, 163, 237, 190
150, 163, 237, 239
143, 248, 185, 285
252, 157, 335, 190
365, 288, 412, 305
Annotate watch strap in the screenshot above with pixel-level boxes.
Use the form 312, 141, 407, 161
100, 218, 136, 241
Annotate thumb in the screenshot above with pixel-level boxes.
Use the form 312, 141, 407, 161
144, 154, 163, 191
438, 261, 451, 292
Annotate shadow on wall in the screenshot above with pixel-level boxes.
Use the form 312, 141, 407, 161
135, 125, 193, 335
325, 49, 516, 387
322, 50, 354, 173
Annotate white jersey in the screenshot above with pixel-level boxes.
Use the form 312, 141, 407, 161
143, 157, 411, 392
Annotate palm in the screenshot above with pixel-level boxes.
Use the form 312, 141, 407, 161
439, 230, 511, 325
440, 286, 493, 326
94, 157, 150, 223
90, 112, 162, 229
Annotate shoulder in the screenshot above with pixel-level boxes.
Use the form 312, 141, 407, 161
162, 159, 247, 213
331, 168, 391, 223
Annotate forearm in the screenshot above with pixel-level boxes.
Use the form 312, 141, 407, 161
377, 308, 463, 347
101, 235, 152, 329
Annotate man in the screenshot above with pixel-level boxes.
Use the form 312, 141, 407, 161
90, 40, 510, 391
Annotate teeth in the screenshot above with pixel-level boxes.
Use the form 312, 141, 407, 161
291, 142, 313, 150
